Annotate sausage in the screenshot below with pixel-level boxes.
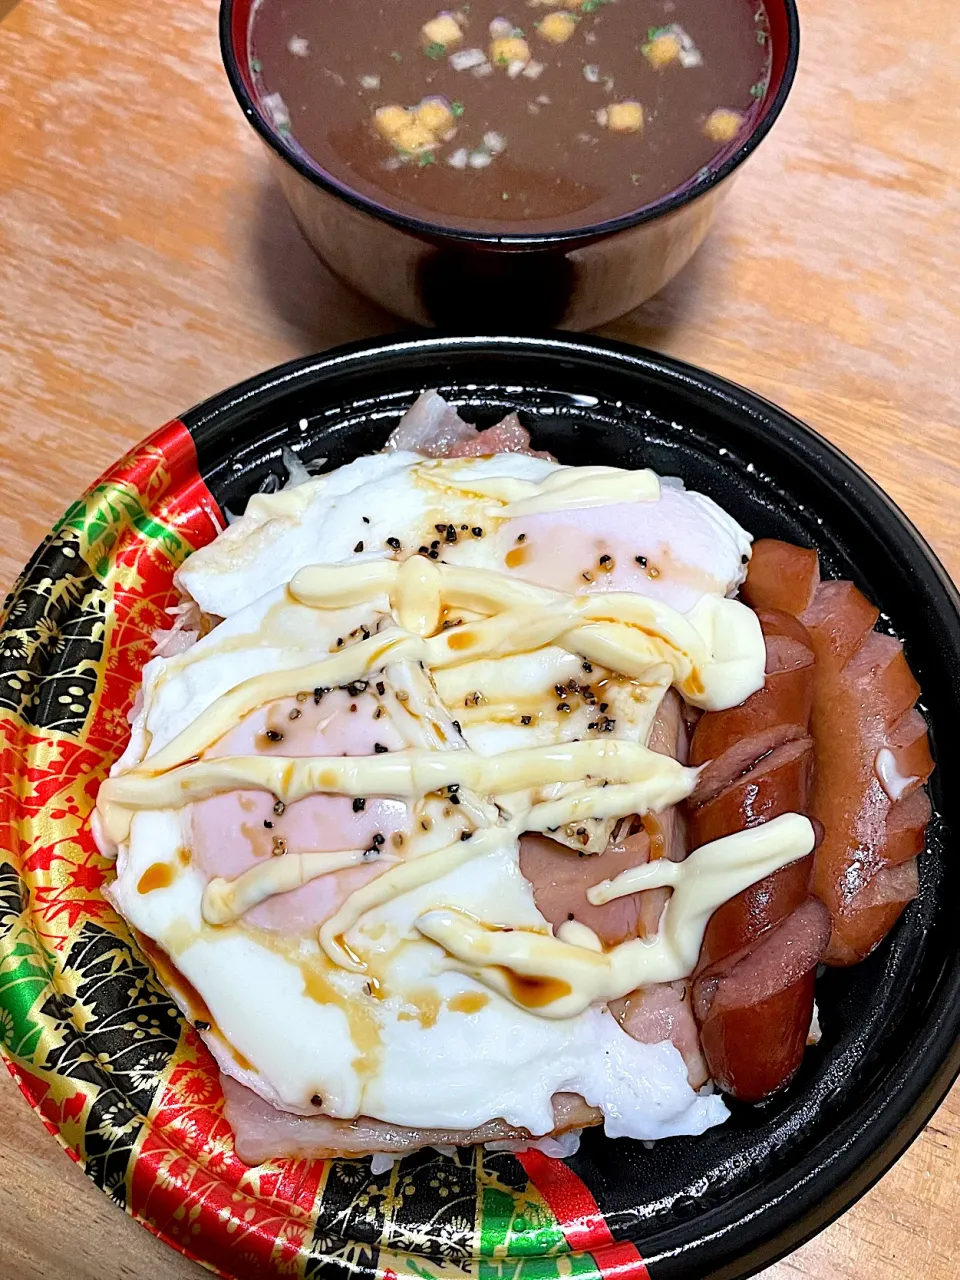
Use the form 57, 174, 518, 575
686, 609, 830, 1102
742, 541, 934, 965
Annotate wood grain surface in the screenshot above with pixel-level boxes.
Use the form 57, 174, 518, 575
0, 0, 957, 1276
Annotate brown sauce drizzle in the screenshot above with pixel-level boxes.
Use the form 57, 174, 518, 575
137, 862, 174, 894
494, 966, 572, 1008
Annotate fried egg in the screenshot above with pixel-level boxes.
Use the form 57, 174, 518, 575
104, 447, 776, 1145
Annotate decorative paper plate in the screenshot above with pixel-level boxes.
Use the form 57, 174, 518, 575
2, 335, 959, 1280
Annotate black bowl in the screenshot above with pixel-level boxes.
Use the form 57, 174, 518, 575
219, 0, 800, 329
180, 332, 960, 1277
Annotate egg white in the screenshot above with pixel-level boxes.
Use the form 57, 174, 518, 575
109, 448, 759, 1141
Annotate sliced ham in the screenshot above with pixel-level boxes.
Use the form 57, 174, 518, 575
609, 982, 708, 1089
221, 1073, 599, 1164
385, 391, 553, 459
519, 690, 688, 947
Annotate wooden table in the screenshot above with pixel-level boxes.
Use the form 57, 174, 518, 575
0, 0, 958, 1276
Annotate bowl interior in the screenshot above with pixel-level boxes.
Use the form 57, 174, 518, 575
220, 0, 800, 247
182, 334, 960, 1278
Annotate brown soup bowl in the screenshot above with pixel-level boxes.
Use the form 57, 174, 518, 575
220, 0, 799, 331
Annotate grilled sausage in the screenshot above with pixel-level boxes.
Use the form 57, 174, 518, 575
686, 609, 830, 1101
742, 541, 934, 965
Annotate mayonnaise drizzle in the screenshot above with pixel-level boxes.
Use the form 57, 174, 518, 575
202, 849, 392, 925
99, 533, 785, 1024
414, 814, 816, 1018
415, 461, 661, 516
99, 740, 698, 843
102, 557, 762, 792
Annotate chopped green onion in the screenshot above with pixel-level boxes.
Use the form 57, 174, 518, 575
251, 57, 262, 72
451, 101, 465, 118
425, 41, 446, 59
418, 151, 438, 167
756, 28, 767, 43
749, 80, 766, 98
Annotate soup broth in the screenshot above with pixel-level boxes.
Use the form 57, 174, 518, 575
250, 0, 771, 234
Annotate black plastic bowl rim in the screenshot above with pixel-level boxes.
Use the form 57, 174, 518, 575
218, 0, 801, 249
181, 332, 960, 1280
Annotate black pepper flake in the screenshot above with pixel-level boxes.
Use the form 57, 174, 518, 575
435, 523, 447, 534
599, 702, 609, 712
418, 545, 430, 555
346, 680, 368, 697
599, 554, 612, 565
194, 1019, 211, 1032
362, 516, 370, 524
428, 549, 439, 559
373, 706, 384, 719
472, 527, 483, 538
354, 540, 364, 553
289, 708, 302, 721
557, 702, 571, 713
461, 524, 468, 531
588, 722, 597, 730
371, 832, 385, 847
376, 681, 386, 696
741, 554, 749, 564
430, 540, 441, 550
336, 638, 344, 648
449, 792, 461, 805
273, 799, 286, 816
263, 819, 274, 829
444, 526, 458, 544
452, 719, 462, 734
635, 555, 648, 567
374, 742, 389, 754
567, 913, 575, 922
314, 686, 329, 704
520, 715, 532, 726
516, 533, 527, 543
265, 729, 284, 743
353, 798, 366, 812
460, 831, 473, 841
311, 1093, 324, 1106
555, 683, 566, 698
386, 536, 401, 550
